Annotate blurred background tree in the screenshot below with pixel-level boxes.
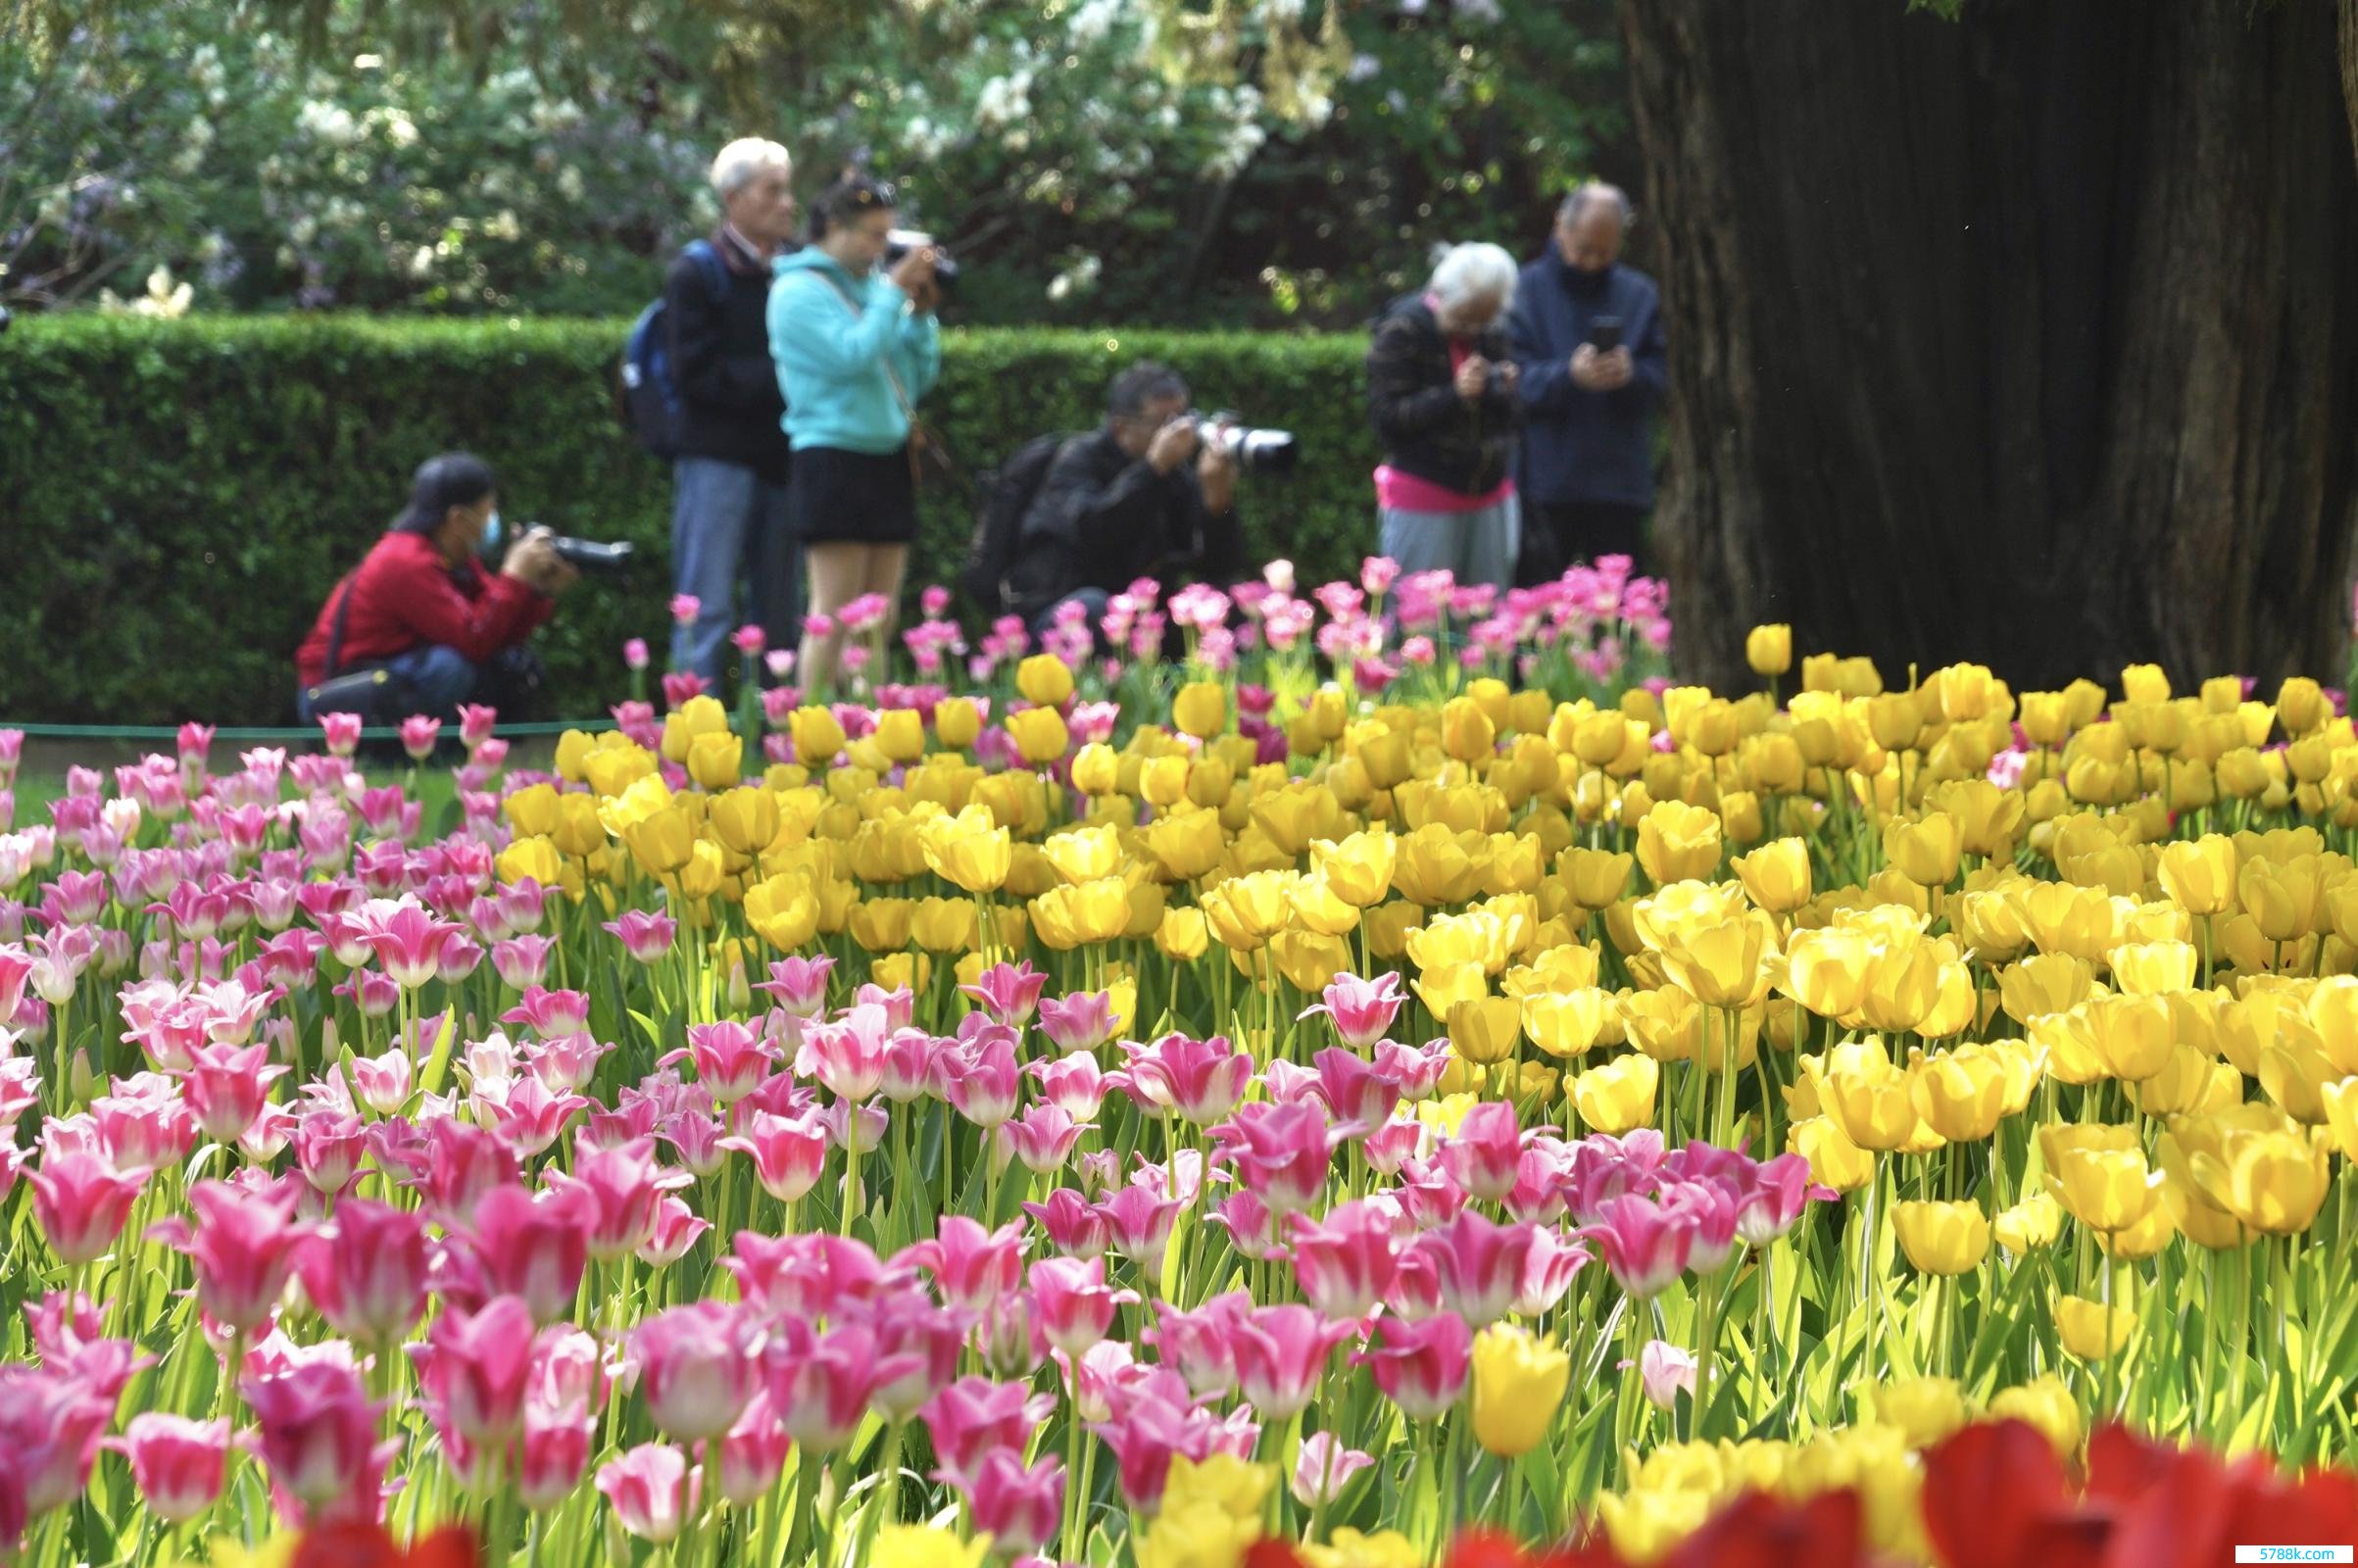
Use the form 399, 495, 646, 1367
0, 0, 1631, 325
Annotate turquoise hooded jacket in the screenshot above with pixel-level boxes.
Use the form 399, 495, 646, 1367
766, 247, 943, 455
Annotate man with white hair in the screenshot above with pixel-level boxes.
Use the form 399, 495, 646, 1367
666, 136, 802, 684
1508, 181, 1667, 581
1364, 241, 1526, 589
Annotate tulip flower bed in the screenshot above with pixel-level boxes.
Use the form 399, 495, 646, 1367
2, 561, 2357, 1567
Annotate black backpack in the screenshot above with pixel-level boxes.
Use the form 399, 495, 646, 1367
618, 240, 727, 460
961, 432, 1072, 613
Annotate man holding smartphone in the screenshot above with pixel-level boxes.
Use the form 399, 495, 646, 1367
1507, 181, 1668, 583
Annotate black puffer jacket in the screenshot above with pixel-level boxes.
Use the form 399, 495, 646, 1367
1365, 292, 1522, 498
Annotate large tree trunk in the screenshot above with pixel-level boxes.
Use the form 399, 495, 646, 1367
1619, 0, 2358, 695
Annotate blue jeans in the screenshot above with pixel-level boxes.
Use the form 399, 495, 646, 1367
671, 456, 798, 685
296, 643, 477, 725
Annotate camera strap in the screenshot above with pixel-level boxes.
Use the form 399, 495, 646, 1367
817, 273, 947, 488
321, 575, 360, 680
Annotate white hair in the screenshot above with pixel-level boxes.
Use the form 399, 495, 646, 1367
711, 138, 793, 200
1428, 242, 1518, 312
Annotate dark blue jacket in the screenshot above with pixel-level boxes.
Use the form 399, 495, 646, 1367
1507, 254, 1667, 508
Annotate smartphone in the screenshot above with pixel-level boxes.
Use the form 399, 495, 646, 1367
1587, 315, 1623, 354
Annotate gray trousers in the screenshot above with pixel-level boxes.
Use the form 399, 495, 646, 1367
1377, 493, 1521, 589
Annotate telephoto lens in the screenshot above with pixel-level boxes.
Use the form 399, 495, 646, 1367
1190, 411, 1299, 476
547, 537, 635, 572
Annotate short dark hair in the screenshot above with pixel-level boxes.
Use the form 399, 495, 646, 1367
1107, 361, 1190, 419
1558, 183, 1635, 228
391, 452, 496, 534
808, 173, 899, 239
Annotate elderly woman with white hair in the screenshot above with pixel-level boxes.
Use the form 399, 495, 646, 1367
1364, 241, 1526, 589
665, 135, 802, 685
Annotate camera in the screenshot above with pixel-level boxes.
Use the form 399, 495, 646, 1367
883, 229, 959, 290
1587, 315, 1623, 354
1185, 411, 1299, 476
547, 536, 635, 573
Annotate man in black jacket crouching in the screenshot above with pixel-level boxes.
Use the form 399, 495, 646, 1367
1006, 362, 1246, 647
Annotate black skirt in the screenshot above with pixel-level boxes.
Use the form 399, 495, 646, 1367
788, 444, 916, 545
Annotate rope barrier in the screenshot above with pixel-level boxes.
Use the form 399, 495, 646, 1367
0, 718, 618, 743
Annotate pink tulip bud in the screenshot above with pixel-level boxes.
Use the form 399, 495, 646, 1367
400, 715, 442, 761
630, 1299, 761, 1443
1300, 971, 1406, 1053
468, 1183, 595, 1325
241, 1361, 386, 1518
1623, 1338, 1698, 1411
716, 1109, 828, 1203
29, 1150, 148, 1267
637, 1196, 711, 1268
1114, 1033, 1253, 1126
1232, 1303, 1354, 1421
319, 711, 363, 758
597, 1443, 696, 1544
903, 1216, 1026, 1314
1440, 1100, 1526, 1205
1291, 1431, 1373, 1509
623, 637, 652, 671
415, 1294, 538, 1448
958, 960, 1049, 1027
1027, 1254, 1137, 1359
1358, 1309, 1472, 1420
111, 1414, 229, 1523
1288, 1199, 1400, 1320
962, 1448, 1065, 1560
714, 1391, 791, 1506
298, 1198, 430, 1344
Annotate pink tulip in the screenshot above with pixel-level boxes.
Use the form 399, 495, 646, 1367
88, 1073, 195, 1172
550, 1135, 693, 1260
400, 715, 442, 761
294, 1110, 368, 1194
1562, 1129, 1668, 1224
1288, 1199, 1400, 1319
1291, 1431, 1374, 1508
1664, 1179, 1742, 1274
657, 1107, 727, 1177
28, 1150, 147, 1266
623, 637, 652, 671
181, 1039, 290, 1145
637, 1196, 711, 1267
713, 1390, 792, 1506
458, 703, 498, 750
1358, 1309, 1473, 1419
963, 1448, 1066, 1560
663, 1020, 776, 1106
752, 955, 834, 1017
1028, 1254, 1137, 1357
1092, 1394, 1216, 1514
1114, 1033, 1253, 1125
490, 935, 556, 990
1309, 1047, 1403, 1137
597, 1443, 696, 1544
1440, 1100, 1525, 1204
1027, 1053, 1106, 1119
1301, 971, 1405, 1052
241, 1361, 391, 1519
1149, 1290, 1252, 1397
1732, 1152, 1831, 1246
804, 1003, 892, 1102
1232, 1303, 1354, 1421
905, 1216, 1027, 1314
476, 1073, 590, 1159
415, 1294, 537, 1447
1097, 1183, 1187, 1278
631, 1300, 761, 1443
357, 899, 462, 989
1211, 1101, 1332, 1215
1037, 989, 1119, 1054
519, 1417, 594, 1511
853, 1287, 968, 1423
142, 1174, 306, 1329
879, 1030, 939, 1103
1513, 1227, 1591, 1317
1000, 1103, 1092, 1174
766, 1320, 917, 1451
297, 1198, 431, 1344
418, 1118, 520, 1227
1022, 1188, 1111, 1260
1578, 1193, 1697, 1298
0, 1366, 114, 1527
724, 1232, 889, 1323
469, 1182, 595, 1324
958, 960, 1049, 1027
717, 1109, 829, 1202
319, 711, 363, 758
501, 985, 592, 1038
1410, 1210, 1535, 1329
351, 1049, 414, 1116
942, 1030, 1021, 1129
603, 910, 675, 964
110, 1413, 229, 1523
919, 1375, 1057, 1486
1626, 1339, 1698, 1411
1205, 1189, 1286, 1262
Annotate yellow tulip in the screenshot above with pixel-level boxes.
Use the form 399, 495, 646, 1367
1732, 837, 1812, 914
1570, 1053, 1658, 1134
1469, 1325, 1570, 1458
1172, 681, 1229, 740
1523, 988, 1612, 1058
1891, 1200, 1990, 1276
919, 804, 1011, 894
1992, 1194, 2063, 1254
1155, 906, 1209, 961
1745, 623, 1793, 678
1866, 1376, 1971, 1449
1014, 652, 1075, 708
789, 706, 846, 766
1005, 706, 1071, 765
1787, 1114, 1875, 1194
1637, 800, 1723, 885
496, 835, 564, 890
2039, 1123, 2161, 1233
1987, 1374, 2083, 1458
933, 696, 983, 750
2053, 1294, 2137, 1361
1448, 995, 1524, 1066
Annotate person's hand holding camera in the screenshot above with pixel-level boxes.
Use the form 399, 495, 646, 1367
888, 244, 938, 302
1147, 416, 1202, 476
1196, 422, 1238, 515
1454, 354, 1492, 404
502, 527, 579, 596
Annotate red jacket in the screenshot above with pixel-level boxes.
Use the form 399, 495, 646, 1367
296, 531, 553, 688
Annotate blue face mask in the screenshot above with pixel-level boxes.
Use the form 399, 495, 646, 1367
480, 510, 504, 557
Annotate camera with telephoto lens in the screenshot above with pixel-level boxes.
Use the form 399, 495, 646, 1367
1185, 411, 1299, 476
529, 526, 635, 574
883, 229, 958, 291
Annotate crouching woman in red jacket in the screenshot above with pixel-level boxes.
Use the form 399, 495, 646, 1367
295, 453, 577, 724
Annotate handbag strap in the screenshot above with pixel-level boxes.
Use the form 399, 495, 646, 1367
320, 574, 360, 681
816, 272, 920, 425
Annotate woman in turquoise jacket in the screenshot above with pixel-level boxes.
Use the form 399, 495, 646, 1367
766, 173, 943, 693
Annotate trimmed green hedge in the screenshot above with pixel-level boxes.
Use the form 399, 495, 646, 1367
0, 316, 1382, 724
